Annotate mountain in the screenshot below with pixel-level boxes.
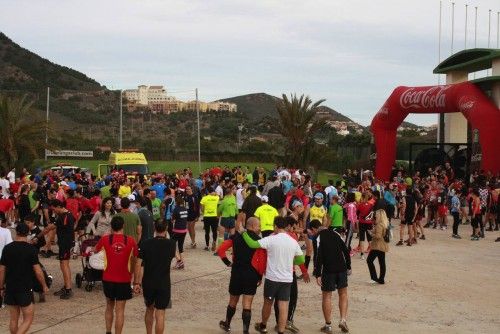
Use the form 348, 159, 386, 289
0, 32, 103, 92
219, 93, 355, 123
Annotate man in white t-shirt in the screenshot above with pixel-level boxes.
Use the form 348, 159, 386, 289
0, 172, 10, 199
242, 217, 304, 334
6, 168, 15, 184
0, 215, 13, 258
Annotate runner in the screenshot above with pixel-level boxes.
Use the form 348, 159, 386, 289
254, 196, 279, 237
241, 216, 305, 334
217, 217, 262, 333
38, 199, 74, 299
200, 187, 220, 251
397, 190, 417, 246
0, 222, 49, 334
218, 185, 238, 240
312, 222, 351, 333
95, 216, 139, 334
116, 197, 142, 243
133, 221, 176, 334
171, 195, 188, 269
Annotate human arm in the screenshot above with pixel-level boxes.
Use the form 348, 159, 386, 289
241, 232, 262, 249
217, 239, 234, 266
33, 264, 49, 293
0, 265, 4, 297
136, 216, 142, 243
293, 255, 305, 265
133, 257, 143, 294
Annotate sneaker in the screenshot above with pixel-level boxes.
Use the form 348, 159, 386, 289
338, 319, 349, 333
191, 242, 197, 249
211, 243, 217, 252
486, 227, 493, 232
219, 320, 231, 332
452, 234, 462, 239
286, 320, 299, 333
441, 226, 447, 230
204, 246, 209, 251
60, 289, 73, 300
254, 322, 268, 333
419, 235, 426, 240
396, 240, 404, 246
53, 287, 66, 296
495, 237, 500, 242
360, 254, 365, 260
471, 236, 479, 241
368, 280, 378, 284
320, 324, 333, 333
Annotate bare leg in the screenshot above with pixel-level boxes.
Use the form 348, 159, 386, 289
17, 304, 35, 334
187, 220, 196, 245
145, 305, 154, 334
60, 260, 72, 289
154, 309, 166, 334
105, 299, 115, 333
277, 300, 289, 333
322, 291, 332, 324
114, 300, 127, 334
9, 306, 20, 334
261, 297, 273, 327
338, 288, 348, 320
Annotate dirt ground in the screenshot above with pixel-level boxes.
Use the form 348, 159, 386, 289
1, 220, 499, 334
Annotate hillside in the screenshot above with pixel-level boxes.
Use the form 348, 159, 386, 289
0, 32, 103, 92
219, 93, 355, 123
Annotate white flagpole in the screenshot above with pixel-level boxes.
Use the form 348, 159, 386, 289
438, 0, 442, 85
451, 2, 455, 55
474, 6, 478, 79
497, 12, 499, 48
465, 4, 468, 49
45, 87, 50, 161
488, 9, 492, 48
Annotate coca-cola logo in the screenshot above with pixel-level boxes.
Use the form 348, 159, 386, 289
400, 86, 449, 109
458, 97, 475, 111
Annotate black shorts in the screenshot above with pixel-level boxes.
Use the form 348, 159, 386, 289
229, 269, 260, 296
220, 217, 235, 229
143, 287, 171, 309
263, 279, 292, 301
103, 281, 132, 301
321, 271, 348, 292
58, 244, 72, 260
401, 218, 414, 225
4, 290, 34, 307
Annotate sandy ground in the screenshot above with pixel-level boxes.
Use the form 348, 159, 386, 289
1, 220, 499, 334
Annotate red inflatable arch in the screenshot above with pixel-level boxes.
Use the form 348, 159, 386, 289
370, 81, 500, 181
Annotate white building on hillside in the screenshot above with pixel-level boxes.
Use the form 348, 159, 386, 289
124, 85, 169, 105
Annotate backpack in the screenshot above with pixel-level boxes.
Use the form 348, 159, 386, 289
383, 225, 391, 243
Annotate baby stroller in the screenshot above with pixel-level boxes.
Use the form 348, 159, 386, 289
75, 235, 103, 292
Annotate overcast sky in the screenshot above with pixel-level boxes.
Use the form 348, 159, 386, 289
1, 0, 499, 125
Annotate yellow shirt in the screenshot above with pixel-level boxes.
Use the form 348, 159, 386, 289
200, 194, 220, 217
254, 204, 279, 232
309, 205, 327, 222
118, 185, 132, 198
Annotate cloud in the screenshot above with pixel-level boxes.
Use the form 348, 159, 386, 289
1, 0, 498, 126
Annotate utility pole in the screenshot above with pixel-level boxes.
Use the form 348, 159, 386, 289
196, 88, 201, 174
44, 87, 50, 161
119, 90, 123, 150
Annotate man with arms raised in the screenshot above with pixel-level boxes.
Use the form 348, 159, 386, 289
0, 223, 49, 334
241, 216, 305, 334
134, 221, 176, 334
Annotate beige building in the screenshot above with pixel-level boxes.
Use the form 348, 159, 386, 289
124, 85, 170, 106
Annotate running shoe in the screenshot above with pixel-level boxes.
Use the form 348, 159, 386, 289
254, 322, 268, 333
495, 237, 500, 242
320, 324, 333, 333
191, 242, 197, 249
338, 319, 349, 333
396, 240, 404, 246
204, 246, 209, 251
368, 280, 378, 284
452, 234, 462, 239
360, 254, 365, 260
471, 236, 479, 241
419, 235, 426, 240
286, 320, 299, 333
53, 287, 66, 296
60, 289, 73, 300
219, 320, 231, 332
441, 226, 447, 230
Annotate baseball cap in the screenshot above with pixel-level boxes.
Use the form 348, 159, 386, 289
292, 200, 303, 208
261, 195, 269, 202
314, 193, 324, 200
127, 194, 136, 202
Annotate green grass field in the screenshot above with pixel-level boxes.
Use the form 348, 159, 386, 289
35, 159, 338, 185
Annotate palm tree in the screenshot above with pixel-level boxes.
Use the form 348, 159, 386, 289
0, 94, 54, 171
274, 94, 325, 169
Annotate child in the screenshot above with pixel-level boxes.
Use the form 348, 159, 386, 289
437, 194, 448, 230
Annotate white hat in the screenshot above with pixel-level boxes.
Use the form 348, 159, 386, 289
261, 195, 269, 202
127, 194, 136, 201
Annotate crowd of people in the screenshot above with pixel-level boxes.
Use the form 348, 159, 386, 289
0, 162, 499, 334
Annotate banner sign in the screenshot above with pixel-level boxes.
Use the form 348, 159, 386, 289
45, 150, 94, 158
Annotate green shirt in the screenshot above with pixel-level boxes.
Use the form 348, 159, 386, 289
200, 194, 220, 217
246, 173, 253, 184
100, 185, 111, 199
329, 203, 343, 227
218, 195, 237, 218
117, 211, 140, 241
151, 198, 162, 221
